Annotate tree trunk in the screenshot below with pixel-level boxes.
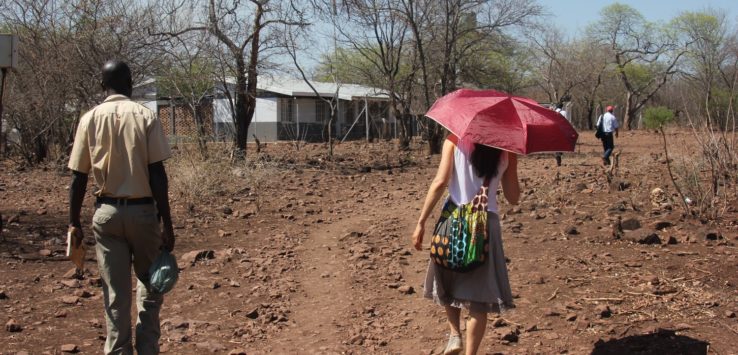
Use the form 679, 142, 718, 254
395, 103, 410, 150
233, 58, 249, 155
586, 102, 595, 130
427, 120, 444, 154
623, 92, 634, 130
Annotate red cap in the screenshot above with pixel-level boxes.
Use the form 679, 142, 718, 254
606, 105, 614, 111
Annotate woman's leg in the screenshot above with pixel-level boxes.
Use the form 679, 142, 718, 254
465, 311, 488, 355
444, 305, 462, 336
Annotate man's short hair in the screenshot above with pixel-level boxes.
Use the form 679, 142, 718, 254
102, 60, 132, 93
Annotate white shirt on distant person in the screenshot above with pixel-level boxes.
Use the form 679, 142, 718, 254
555, 108, 569, 122
597, 112, 619, 133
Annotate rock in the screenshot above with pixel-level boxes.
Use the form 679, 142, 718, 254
725, 310, 736, 318
61, 296, 80, 304
565, 226, 579, 235
613, 180, 631, 191
667, 236, 678, 245
652, 221, 673, 230
491, 318, 507, 327
180, 250, 215, 265
196, 341, 226, 353
565, 313, 578, 321
222, 207, 233, 215
499, 329, 519, 342
74, 290, 93, 298
60, 344, 79, 353
61, 279, 81, 288
63, 268, 83, 279
543, 308, 561, 317
340, 231, 364, 241
705, 231, 722, 240
398, 285, 414, 295
350, 334, 365, 345
245, 308, 259, 319
5, 319, 22, 332
228, 349, 248, 355
620, 218, 641, 231
632, 231, 661, 245
0, 290, 7, 299
650, 188, 667, 206
607, 202, 627, 214
88, 277, 102, 287
596, 305, 612, 318
39, 249, 52, 257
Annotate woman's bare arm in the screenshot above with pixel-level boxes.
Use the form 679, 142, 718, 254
501, 153, 520, 205
412, 138, 455, 250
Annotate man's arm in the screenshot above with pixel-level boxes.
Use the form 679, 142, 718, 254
69, 171, 88, 228
614, 114, 620, 138
149, 161, 175, 251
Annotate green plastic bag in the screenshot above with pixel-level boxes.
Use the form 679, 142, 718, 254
148, 250, 179, 294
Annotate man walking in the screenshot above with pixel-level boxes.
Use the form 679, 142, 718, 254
597, 105, 619, 166
68, 60, 175, 354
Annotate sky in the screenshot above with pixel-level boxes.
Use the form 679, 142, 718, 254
545, 0, 738, 36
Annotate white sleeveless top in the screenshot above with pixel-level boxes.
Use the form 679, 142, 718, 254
448, 140, 508, 213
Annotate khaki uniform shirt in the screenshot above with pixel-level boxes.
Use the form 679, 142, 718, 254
68, 95, 171, 198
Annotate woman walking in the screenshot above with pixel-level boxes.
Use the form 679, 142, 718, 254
412, 134, 520, 355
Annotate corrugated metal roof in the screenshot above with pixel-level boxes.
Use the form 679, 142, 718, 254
254, 77, 390, 101
135, 76, 390, 101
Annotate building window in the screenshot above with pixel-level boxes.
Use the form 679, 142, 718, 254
281, 98, 294, 122
315, 100, 329, 122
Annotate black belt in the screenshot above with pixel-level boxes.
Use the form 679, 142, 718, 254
96, 196, 154, 205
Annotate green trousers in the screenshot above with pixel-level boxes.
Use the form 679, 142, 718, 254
92, 202, 163, 355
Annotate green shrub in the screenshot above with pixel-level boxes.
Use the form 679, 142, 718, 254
643, 106, 674, 130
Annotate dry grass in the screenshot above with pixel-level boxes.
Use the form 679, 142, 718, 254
166, 143, 283, 210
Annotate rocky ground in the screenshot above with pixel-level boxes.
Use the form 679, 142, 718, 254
1, 130, 737, 354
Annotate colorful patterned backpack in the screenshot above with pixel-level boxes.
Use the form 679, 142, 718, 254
430, 177, 490, 272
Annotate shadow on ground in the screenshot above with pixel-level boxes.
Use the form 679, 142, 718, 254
591, 329, 709, 355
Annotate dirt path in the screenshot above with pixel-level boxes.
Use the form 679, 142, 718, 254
266, 213, 371, 353
3, 135, 738, 354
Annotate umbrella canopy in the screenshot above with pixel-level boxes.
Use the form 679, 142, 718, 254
425, 89, 578, 154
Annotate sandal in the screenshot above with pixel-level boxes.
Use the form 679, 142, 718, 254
443, 334, 463, 355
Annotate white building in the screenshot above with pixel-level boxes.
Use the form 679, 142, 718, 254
133, 77, 395, 143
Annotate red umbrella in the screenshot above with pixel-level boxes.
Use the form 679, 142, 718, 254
425, 89, 578, 154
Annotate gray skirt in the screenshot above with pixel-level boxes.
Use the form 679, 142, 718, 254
423, 212, 514, 313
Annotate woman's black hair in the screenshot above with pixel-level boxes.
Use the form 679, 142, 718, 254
470, 143, 503, 179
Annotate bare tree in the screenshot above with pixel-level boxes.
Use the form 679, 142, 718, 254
1, 0, 159, 164
282, 19, 341, 157
398, 0, 542, 153
589, 3, 691, 129
157, 30, 216, 157
335, 0, 414, 149
153, 0, 308, 158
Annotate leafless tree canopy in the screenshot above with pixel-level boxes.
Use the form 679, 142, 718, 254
0, 1, 737, 163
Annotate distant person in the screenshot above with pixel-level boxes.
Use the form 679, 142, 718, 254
68, 60, 175, 354
596, 105, 619, 166
554, 103, 569, 166
411, 134, 520, 355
